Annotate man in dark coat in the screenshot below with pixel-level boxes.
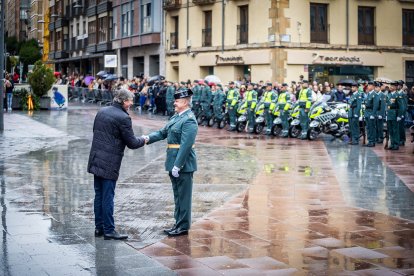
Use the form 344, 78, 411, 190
88, 89, 146, 240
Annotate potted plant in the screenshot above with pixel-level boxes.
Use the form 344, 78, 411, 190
27, 60, 55, 110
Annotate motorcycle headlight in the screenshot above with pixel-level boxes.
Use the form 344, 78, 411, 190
310, 121, 320, 127
274, 118, 282, 124
256, 117, 264, 123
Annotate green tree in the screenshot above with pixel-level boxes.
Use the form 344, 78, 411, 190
6, 36, 18, 55
19, 40, 42, 67
28, 61, 55, 98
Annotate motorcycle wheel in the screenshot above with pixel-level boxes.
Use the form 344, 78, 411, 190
197, 115, 203, 125
208, 118, 215, 127
218, 120, 226, 129
289, 125, 301, 138
236, 122, 246, 132
254, 124, 264, 134
272, 125, 282, 136
307, 128, 319, 140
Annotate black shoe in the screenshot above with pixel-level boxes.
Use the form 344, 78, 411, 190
350, 142, 359, 145
399, 142, 405, 146
104, 231, 128, 240
167, 228, 188, 237
390, 147, 399, 151
377, 140, 383, 144
95, 229, 104, 237
163, 225, 176, 235
365, 143, 375, 147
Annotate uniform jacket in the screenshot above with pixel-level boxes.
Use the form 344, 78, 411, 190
348, 91, 363, 118
213, 90, 226, 106
364, 91, 379, 118
192, 85, 201, 102
387, 92, 404, 120
166, 86, 176, 103
148, 109, 198, 172
88, 103, 145, 181
200, 86, 213, 105
377, 91, 386, 117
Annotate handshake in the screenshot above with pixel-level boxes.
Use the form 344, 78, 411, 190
141, 135, 149, 144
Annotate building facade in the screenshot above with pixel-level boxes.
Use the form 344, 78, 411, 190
163, 0, 414, 87
112, 0, 164, 79
48, 0, 115, 76
6, 0, 30, 41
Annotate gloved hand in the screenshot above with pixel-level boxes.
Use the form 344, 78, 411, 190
172, 166, 180, 178
378, 115, 382, 120
397, 117, 402, 122
141, 135, 149, 144
354, 114, 359, 118
370, 115, 375, 120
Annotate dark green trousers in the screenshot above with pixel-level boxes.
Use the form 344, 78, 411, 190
228, 105, 238, 129
366, 117, 376, 144
350, 117, 360, 143
247, 109, 255, 132
265, 108, 273, 132
399, 120, 406, 144
388, 120, 400, 148
213, 105, 224, 121
280, 111, 289, 136
299, 108, 309, 137
376, 118, 384, 142
169, 172, 193, 230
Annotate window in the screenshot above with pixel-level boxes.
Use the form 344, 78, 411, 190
98, 16, 108, 43
88, 20, 96, 45
403, 9, 414, 46
358, 6, 375, 45
121, 3, 133, 37
238, 5, 248, 44
310, 3, 328, 43
170, 16, 179, 49
141, 2, 152, 33
202, 11, 212, 47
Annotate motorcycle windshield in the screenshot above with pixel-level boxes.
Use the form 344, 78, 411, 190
309, 94, 331, 113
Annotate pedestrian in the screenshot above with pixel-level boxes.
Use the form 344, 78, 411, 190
166, 81, 176, 117
276, 83, 292, 137
262, 82, 278, 135
191, 80, 202, 116
200, 81, 213, 126
348, 83, 363, 145
397, 80, 408, 146
364, 81, 379, 147
87, 89, 146, 240
245, 83, 258, 133
386, 82, 403, 150
4, 74, 14, 111
375, 81, 386, 144
212, 83, 226, 125
143, 88, 198, 237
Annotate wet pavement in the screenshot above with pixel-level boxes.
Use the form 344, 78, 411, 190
0, 103, 413, 275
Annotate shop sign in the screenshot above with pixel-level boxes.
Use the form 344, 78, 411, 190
215, 55, 244, 65
312, 52, 363, 65
104, 55, 117, 68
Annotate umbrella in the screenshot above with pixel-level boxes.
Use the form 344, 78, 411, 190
375, 77, 393, 84
104, 74, 118, 81
84, 76, 95, 85
54, 72, 61, 77
337, 79, 357, 86
148, 75, 165, 85
204, 75, 221, 84
97, 71, 108, 77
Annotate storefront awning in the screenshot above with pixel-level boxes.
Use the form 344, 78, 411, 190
49, 52, 115, 63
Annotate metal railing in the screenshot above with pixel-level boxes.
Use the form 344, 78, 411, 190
170, 32, 178, 49
202, 28, 212, 47
237, 24, 248, 44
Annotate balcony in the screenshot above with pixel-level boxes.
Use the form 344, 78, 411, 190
170, 32, 178, 49
55, 18, 69, 29
49, 52, 56, 60
97, 1, 112, 14
96, 42, 112, 52
55, 50, 69, 59
49, 22, 55, 31
202, 28, 212, 47
87, 5, 97, 17
163, 0, 181, 10
192, 0, 215, 5
237, 24, 248, 44
86, 44, 97, 53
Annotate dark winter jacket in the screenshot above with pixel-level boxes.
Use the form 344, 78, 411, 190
88, 102, 145, 180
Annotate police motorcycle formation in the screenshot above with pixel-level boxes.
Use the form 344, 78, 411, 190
307, 95, 350, 140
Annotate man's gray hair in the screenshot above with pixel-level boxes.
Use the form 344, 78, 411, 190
113, 89, 134, 104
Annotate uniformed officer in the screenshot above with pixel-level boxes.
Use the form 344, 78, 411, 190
200, 81, 213, 125
262, 82, 278, 135
245, 83, 258, 133
226, 81, 240, 131
213, 83, 226, 124
143, 88, 198, 236
397, 80, 408, 146
276, 83, 291, 137
386, 82, 403, 150
192, 80, 201, 116
364, 81, 379, 147
165, 81, 176, 117
297, 80, 313, 139
348, 83, 363, 145
375, 81, 386, 144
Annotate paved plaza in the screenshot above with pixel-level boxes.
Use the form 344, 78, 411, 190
0, 104, 413, 275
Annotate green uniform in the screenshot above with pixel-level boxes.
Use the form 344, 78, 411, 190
262, 90, 278, 134
200, 85, 213, 121
386, 92, 403, 150
245, 89, 258, 132
166, 86, 176, 117
147, 109, 198, 230
192, 85, 201, 115
276, 91, 291, 137
364, 90, 379, 145
213, 89, 226, 121
226, 88, 240, 130
298, 88, 313, 139
348, 90, 363, 144
376, 91, 386, 143
398, 90, 408, 145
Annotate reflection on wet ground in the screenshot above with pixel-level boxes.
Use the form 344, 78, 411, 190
0, 104, 413, 275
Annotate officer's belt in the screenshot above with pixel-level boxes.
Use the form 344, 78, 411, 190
167, 144, 195, 149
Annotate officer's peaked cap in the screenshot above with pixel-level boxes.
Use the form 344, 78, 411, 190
281, 83, 288, 87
